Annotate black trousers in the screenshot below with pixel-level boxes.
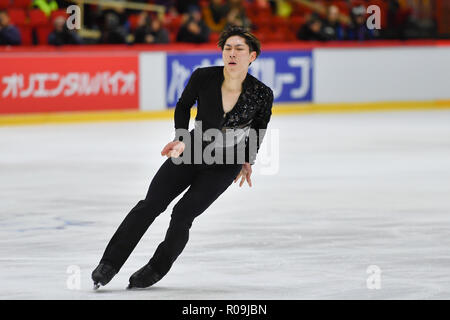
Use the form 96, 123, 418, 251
99, 157, 242, 276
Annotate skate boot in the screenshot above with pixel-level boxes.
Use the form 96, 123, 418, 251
91, 263, 117, 290
127, 264, 165, 289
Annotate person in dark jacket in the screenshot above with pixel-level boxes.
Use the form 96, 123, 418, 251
91, 26, 274, 290
48, 16, 83, 46
297, 13, 327, 41
134, 12, 170, 44
176, 6, 210, 43
346, 5, 377, 41
0, 10, 21, 45
99, 11, 128, 44
322, 4, 346, 41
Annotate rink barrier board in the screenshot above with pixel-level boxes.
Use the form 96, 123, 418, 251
164, 50, 314, 108
313, 46, 450, 104
1, 100, 449, 126
0, 54, 140, 114
1, 40, 449, 116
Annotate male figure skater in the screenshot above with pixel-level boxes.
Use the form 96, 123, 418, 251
92, 25, 274, 289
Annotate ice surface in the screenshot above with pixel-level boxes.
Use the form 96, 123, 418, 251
1, 109, 449, 299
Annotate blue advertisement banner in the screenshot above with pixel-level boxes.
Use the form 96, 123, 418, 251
166, 50, 313, 107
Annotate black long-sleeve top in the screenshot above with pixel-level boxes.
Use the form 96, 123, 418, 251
173, 66, 274, 165
0, 25, 21, 45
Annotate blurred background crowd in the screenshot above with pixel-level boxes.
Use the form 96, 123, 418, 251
0, 0, 448, 46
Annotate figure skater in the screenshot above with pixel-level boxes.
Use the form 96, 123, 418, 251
92, 25, 274, 290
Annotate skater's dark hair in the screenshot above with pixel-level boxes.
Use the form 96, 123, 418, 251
217, 25, 261, 64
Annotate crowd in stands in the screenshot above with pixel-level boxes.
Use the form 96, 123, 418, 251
0, 0, 444, 46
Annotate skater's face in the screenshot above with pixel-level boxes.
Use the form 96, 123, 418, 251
222, 35, 257, 73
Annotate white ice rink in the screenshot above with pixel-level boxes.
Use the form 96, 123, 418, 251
1, 109, 450, 300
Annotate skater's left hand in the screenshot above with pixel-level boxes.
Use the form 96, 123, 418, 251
234, 162, 252, 187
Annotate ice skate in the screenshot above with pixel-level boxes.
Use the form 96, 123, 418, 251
91, 263, 117, 290
127, 264, 164, 289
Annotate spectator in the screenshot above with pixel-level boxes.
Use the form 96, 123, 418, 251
202, 0, 230, 33
176, 7, 210, 43
346, 5, 377, 41
98, 4, 128, 29
0, 10, 21, 46
297, 13, 327, 41
99, 11, 128, 44
322, 4, 346, 40
48, 15, 83, 46
226, 0, 252, 30
134, 12, 170, 44
33, 0, 59, 17
83, 1, 126, 30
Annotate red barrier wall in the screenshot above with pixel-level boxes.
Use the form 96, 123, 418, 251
0, 53, 138, 114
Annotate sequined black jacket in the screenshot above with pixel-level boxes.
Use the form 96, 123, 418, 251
173, 66, 274, 165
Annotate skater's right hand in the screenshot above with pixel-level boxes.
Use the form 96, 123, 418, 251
161, 141, 185, 158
